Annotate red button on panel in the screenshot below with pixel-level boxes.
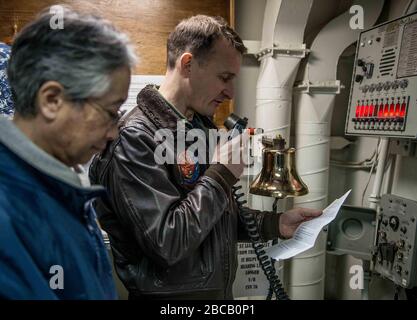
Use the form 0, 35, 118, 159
383, 104, 389, 117
369, 104, 375, 117
378, 104, 384, 118
389, 103, 395, 117
401, 102, 406, 117
395, 103, 400, 117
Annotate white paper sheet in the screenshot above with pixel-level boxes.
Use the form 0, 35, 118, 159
266, 190, 352, 261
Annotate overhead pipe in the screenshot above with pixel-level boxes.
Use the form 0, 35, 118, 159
289, 0, 384, 299
239, 0, 313, 299
368, 138, 390, 210
251, 0, 312, 213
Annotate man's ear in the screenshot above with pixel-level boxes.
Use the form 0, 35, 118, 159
36, 81, 67, 121
179, 52, 193, 77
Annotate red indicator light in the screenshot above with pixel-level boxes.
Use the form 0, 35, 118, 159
400, 102, 406, 117
364, 105, 369, 117
389, 103, 395, 117
369, 104, 375, 117
355, 105, 360, 117
378, 104, 384, 118
383, 104, 389, 117
395, 103, 400, 117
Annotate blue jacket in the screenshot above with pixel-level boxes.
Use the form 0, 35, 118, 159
0, 117, 117, 299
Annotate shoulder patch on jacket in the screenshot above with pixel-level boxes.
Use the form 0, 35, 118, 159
177, 149, 200, 185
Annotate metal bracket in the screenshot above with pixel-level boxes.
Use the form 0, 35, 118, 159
389, 139, 416, 157
255, 43, 310, 60
294, 80, 345, 94
243, 41, 310, 60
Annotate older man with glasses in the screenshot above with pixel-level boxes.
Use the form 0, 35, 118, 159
0, 7, 136, 299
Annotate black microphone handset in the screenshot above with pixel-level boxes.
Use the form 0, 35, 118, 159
223, 113, 289, 300
224, 113, 248, 141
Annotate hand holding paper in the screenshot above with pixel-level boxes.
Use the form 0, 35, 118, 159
279, 207, 323, 239
267, 190, 352, 261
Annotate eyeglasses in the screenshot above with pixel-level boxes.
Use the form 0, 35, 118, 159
85, 100, 122, 128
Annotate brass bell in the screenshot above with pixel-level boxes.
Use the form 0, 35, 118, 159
249, 135, 308, 198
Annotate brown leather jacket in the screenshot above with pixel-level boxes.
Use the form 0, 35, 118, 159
89, 85, 280, 299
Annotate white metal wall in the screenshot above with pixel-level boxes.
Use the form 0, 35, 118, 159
235, 0, 417, 300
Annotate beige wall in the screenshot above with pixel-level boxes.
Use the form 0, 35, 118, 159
0, 0, 234, 127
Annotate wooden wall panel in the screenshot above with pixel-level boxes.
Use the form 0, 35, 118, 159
0, 0, 234, 127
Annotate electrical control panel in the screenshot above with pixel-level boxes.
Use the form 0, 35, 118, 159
346, 12, 417, 138
374, 194, 417, 288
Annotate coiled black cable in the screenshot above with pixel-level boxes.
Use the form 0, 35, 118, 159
232, 184, 290, 300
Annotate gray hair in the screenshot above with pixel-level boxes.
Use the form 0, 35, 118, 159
8, 6, 137, 117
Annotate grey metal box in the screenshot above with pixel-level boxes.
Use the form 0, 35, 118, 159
327, 205, 376, 261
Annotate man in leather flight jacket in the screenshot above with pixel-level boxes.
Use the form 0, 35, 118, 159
89, 15, 322, 299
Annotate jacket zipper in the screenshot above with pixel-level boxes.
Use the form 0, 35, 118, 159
224, 204, 232, 298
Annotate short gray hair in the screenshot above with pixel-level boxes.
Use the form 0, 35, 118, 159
8, 6, 137, 117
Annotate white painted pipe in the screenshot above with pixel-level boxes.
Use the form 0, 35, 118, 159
368, 138, 390, 210
248, 0, 313, 298
251, 0, 313, 209
290, 94, 334, 299
392, 153, 403, 191
250, 0, 313, 218
290, 0, 384, 299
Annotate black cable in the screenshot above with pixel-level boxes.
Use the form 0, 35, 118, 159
233, 184, 289, 300
267, 199, 280, 300
266, 235, 279, 300
394, 285, 400, 300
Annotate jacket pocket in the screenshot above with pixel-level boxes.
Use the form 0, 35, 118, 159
153, 244, 214, 287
